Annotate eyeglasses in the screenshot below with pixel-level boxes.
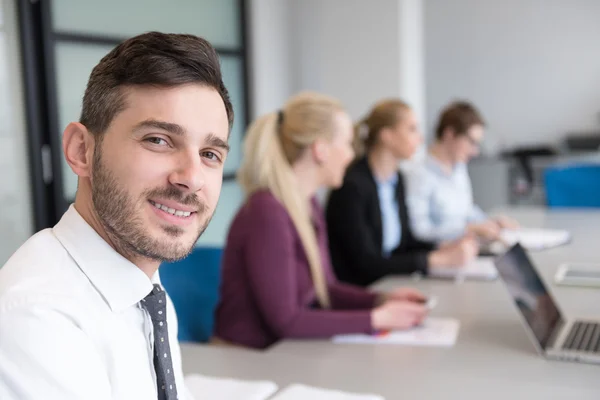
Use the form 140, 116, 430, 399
464, 135, 482, 148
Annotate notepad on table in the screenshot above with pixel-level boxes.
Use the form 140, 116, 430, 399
498, 228, 571, 251
270, 383, 385, 400
429, 257, 497, 280
332, 317, 460, 347
184, 374, 278, 400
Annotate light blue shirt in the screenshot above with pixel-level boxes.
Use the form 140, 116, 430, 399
404, 155, 487, 242
376, 174, 402, 256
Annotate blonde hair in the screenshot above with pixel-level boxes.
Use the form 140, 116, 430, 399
238, 91, 344, 308
354, 99, 411, 157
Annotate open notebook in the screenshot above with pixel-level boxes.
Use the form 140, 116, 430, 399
498, 228, 571, 251
428, 257, 497, 280
184, 374, 277, 400
332, 317, 460, 347
270, 384, 385, 400
184, 375, 385, 400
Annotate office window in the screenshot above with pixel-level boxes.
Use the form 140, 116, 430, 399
0, 0, 33, 263
197, 181, 245, 246
51, 0, 242, 48
54, 42, 112, 199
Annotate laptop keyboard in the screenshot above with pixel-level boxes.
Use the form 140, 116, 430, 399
562, 321, 600, 352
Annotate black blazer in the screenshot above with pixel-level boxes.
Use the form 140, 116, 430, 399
326, 157, 435, 286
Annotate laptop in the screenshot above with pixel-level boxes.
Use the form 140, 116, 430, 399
494, 244, 600, 364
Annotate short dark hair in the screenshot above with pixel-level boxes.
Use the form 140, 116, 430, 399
435, 101, 485, 140
80, 31, 234, 135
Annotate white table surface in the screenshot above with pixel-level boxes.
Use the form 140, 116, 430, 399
181, 207, 600, 399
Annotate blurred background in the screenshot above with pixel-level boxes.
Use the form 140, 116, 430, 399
1, 0, 600, 264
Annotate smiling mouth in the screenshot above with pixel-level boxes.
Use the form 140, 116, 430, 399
149, 200, 195, 218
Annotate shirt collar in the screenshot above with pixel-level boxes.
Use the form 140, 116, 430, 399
52, 205, 158, 312
360, 156, 399, 187
426, 154, 464, 177
375, 173, 398, 187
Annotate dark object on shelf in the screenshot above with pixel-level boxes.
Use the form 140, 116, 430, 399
501, 146, 558, 194
564, 132, 600, 152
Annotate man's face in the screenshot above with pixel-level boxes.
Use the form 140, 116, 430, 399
91, 84, 229, 262
450, 124, 484, 164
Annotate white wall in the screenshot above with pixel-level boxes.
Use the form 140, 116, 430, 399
0, 0, 33, 264
290, 0, 425, 124
398, 0, 426, 130
248, 0, 295, 118
425, 0, 600, 152
291, 0, 402, 119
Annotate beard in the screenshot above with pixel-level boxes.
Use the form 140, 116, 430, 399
90, 148, 213, 262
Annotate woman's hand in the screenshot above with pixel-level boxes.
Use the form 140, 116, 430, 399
371, 300, 428, 331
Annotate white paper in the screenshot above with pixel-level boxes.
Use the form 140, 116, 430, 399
429, 257, 498, 280
271, 383, 385, 400
184, 374, 278, 400
332, 317, 460, 347
499, 228, 571, 251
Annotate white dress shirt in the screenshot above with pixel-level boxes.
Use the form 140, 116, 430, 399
405, 155, 487, 242
0, 206, 192, 400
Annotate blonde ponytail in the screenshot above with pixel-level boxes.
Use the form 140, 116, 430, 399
237, 92, 343, 308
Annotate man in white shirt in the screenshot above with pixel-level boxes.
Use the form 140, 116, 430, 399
0, 31, 233, 399
405, 101, 517, 243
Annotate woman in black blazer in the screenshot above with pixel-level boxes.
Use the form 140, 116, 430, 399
326, 99, 478, 286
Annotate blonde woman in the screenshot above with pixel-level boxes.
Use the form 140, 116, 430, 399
326, 99, 478, 287
214, 92, 429, 349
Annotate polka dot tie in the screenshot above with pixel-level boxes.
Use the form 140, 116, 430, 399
141, 284, 178, 400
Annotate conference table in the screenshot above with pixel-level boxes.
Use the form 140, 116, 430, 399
181, 207, 600, 399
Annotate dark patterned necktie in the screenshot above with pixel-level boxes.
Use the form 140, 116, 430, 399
141, 284, 178, 400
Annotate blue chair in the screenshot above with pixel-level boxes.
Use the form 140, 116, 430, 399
159, 247, 223, 343
544, 163, 600, 208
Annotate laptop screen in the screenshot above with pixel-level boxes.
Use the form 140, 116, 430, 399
494, 244, 564, 349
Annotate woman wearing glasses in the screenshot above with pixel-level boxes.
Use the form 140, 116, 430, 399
405, 101, 517, 243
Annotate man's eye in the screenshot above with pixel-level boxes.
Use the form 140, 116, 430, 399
146, 137, 169, 146
202, 151, 220, 162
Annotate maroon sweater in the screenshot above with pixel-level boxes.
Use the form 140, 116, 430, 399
215, 190, 376, 349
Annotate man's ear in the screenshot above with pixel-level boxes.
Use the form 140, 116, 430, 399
63, 122, 95, 178
442, 127, 456, 142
